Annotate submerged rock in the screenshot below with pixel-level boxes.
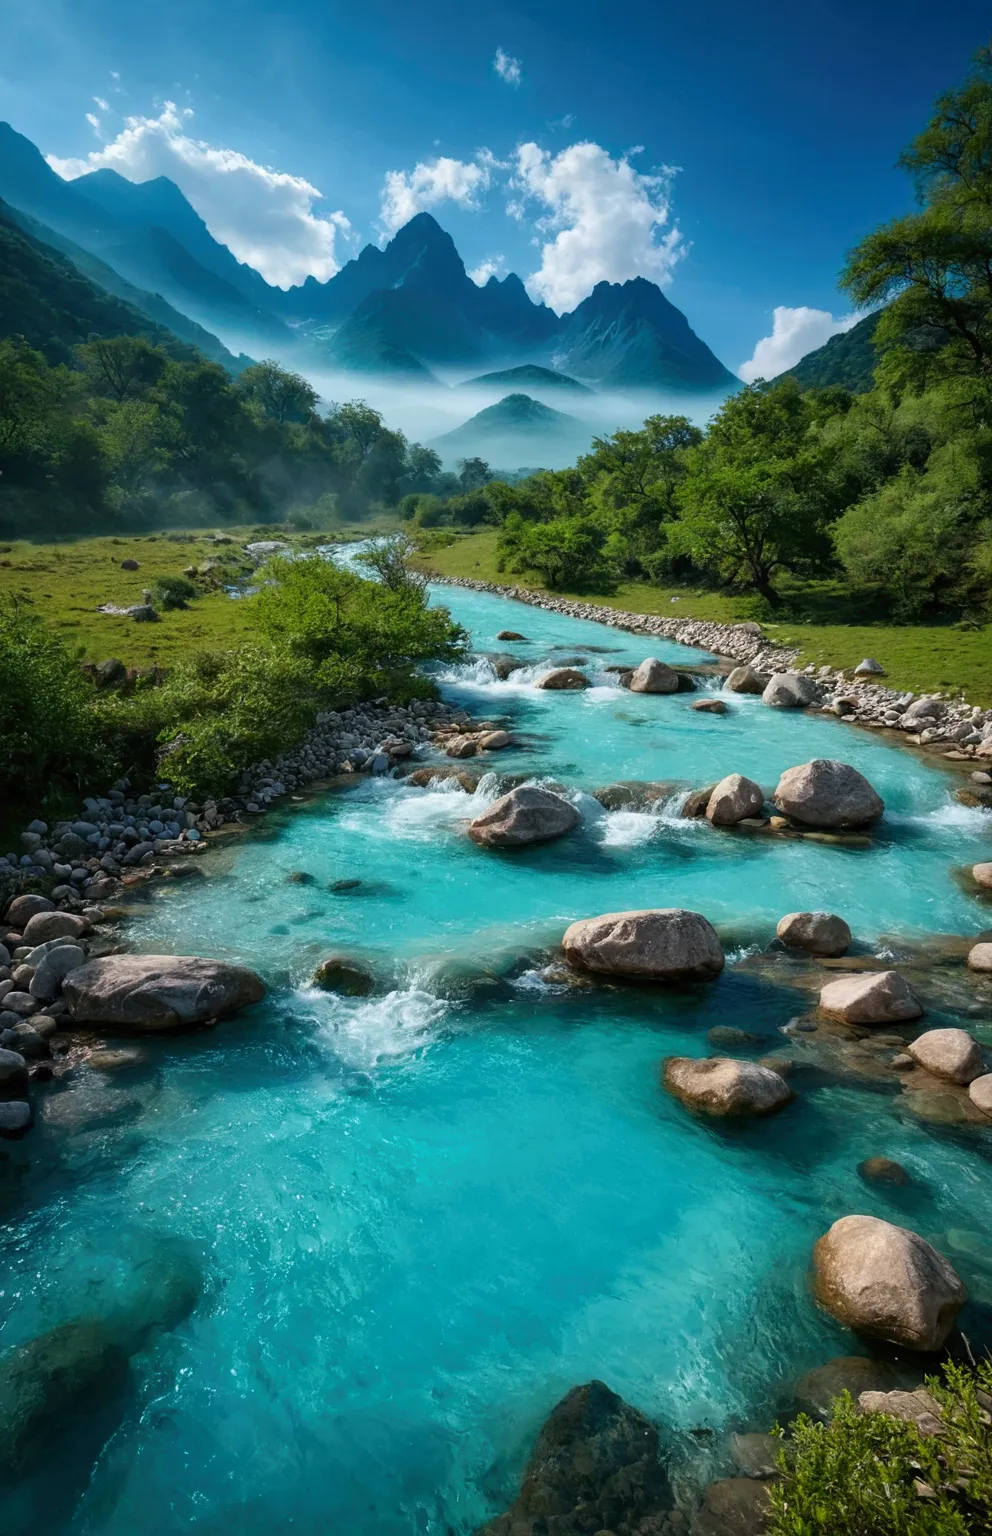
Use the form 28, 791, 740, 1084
794, 1355, 914, 1418
776, 911, 851, 957
774, 759, 884, 828
692, 1476, 771, 1536
474, 1379, 670, 1536
311, 957, 374, 996
593, 780, 676, 812
858, 1157, 911, 1187
662, 1056, 794, 1117
496, 629, 526, 641
706, 773, 764, 826
812, 1215, 966, 1351
762, 672, 817, 709
63, 955, 265, 1033
628, 657, 679, 693
0, 1100, 31, 1137
563, 909, 724, 981
468, 786, 580, 849
536, 667, 590, 690
0, 1318, 131, 1475
819, 970, 923, 1025
908, 1028, 984, 1084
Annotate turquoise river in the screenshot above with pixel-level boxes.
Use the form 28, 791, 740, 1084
2, 579, 992, 1534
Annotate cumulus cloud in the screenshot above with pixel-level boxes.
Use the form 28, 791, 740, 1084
468, 255, 506, 285
738, 306, 860, 383
494, 48, 522, 86
512, 140, 684, 313
378, 155, 491, 237
47, 101, 353, 288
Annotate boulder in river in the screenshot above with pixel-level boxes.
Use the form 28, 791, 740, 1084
692, 697, 728, 714
536, 667, 590, 690
705, 773, 764, 826
593, 780, 676, 812
812, 1214, 966, 1351
0, 1318, 131, 1475
681, 783, 718, 818
968, 1074, 992, 1116
311, 957, 374, 996
562, 909, 724, 981
662, 1056, 794, 1117
489, 654, 526, 680
908, 1028, 984, 1084
473, 1379, 670, 1536
967, 941, 992, 972
496, 630, 526, 641
762, 672, 818, 708
774, 759, 884, 827
479, 730, 512, 750
63, 955, 265, 1033
468, 786, 580, 848
858, 1157, 911, 1187
0, 1101, 32, 1137
972, 862, 992, 891
628, 657, 679, 693
445, 735, 478, 759
776, 911, 852, 957
819, 970, 923, 1025
725, 666, 768, 695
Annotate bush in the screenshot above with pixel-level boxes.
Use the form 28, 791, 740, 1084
152, 574, 198, 610
768, 1358, 992, 1535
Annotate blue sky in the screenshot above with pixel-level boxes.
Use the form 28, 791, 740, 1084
3, 0, 991, 374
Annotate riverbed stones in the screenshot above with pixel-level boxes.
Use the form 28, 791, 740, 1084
773, 759, 884, 828
0, 1048, 28, 1099
5, 894, 54, 927
762, 672, 818, 708
794, 1355, 913, 1417
819, 970, 923, 1025
63, 955, 265, 1032
0, 1100, 31, 1137
536, 667, 590, 690
663, 1056, 794, 1117
858, 1157, 911, 1186
562, 909, 725, 981
812, 1215, 966, 1350
725, 665, 768, 695
908, 1028, 984, 1084
473, 1379, 671, 1536
968, 1074, 992, 1116
967, 941, 992, 971
973, 862, 992, 891
628, 657, 679, 693
29, 943, 87, 1001
468, 786, 579, 848
706, 774, 764, 826
21, 911, 88, 946
692, 697, 728, 714
311, 957, 373, 996
445, 735, 478, 759
776, 911, 852, 957
692, 1476, 771, 1536
479, 730, 512, 750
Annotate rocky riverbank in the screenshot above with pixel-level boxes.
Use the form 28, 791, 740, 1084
432, 577, 992, 757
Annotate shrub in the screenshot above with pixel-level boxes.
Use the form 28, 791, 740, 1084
152, 574, 198, 610
768, 1358, 992, 1535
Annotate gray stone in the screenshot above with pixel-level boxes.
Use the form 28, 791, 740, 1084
21, 911, 88, 946
468, 786, 580, 849
762, 672, 817, 708
5, 894, 54, 927
854, 658, 887, 676
724, 666, 768, 695
774, 759, 884, 827
908, 1028, 983, 1085
0, 1047, 28, 1099
706, 774, 764, 826
858, 1389, 944, 1436
64, 955, 265, 1033
628, 657, 680, 693
0, 1101, 32, 1137
819, 971, 923, 1025
3, 991, 38, 1016
776, 911, 851, 957
29, 944, 87, 1001
812, 1215, 966, 1350
563, 908, 724, 981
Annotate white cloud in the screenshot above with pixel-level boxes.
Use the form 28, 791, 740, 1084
47, 101, 353, 288
738, 306, 860, 383
512, 140, 685, 314
378, 155, 491, 238
468, 255, 506, 285
494, 48, 522, 87
93, 96, 109, 112
85, 113, 101, 132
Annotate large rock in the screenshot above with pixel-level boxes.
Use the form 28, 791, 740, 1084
63, 955, 265, 1033
858, 1389, 944, 1437
0, 1319, 131, 1474
0, 1048, 28, 1100
0, 1101, 32, 1137
628, 657, 679, 693
762, 672, 817, 708
973, 862, 992, 891
776, 911, 851, 957
773, 759, 884, 828
967, 942, 992, 972
663, 1056, 794, 1117
706, 774, 764, 826
819, 971, 923, 1025
311, 957, 373, 996
563, 909, 724, 981
474, 1380, 670, 1536
29, 943, 87, 1001
5, 894, 54, 927
468, 786, 579, 849
536, 667, 590, 690
812, 1215, 966, 1351
21, 911, 89, 946
724, 666, 768, 695
908, 1028, 983, 1084
968, 1074, 992, 1116
691, 1477, 771, 1536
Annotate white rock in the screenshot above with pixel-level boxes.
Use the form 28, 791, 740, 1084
563, 909, 724, 981
908, 1028, 983, 1084
819, 971, 923, 1025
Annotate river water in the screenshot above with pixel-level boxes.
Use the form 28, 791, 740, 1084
2, 582, 992, 1534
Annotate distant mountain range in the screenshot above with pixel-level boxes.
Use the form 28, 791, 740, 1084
0, 120, 738, 393
464, 364, 593, 394
430, 392, 594, 469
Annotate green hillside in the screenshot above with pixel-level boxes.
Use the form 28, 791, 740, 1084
781, 311, 881, 392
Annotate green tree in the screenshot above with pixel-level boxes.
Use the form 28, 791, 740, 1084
498, 511, 618, 592
77, 335, 167, 402
237, 359, 318, 422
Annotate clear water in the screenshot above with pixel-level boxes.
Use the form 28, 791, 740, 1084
3, 584, 992, 1534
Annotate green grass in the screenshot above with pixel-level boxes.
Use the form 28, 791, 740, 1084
0, 522, 394, 670
414, 529, 992, 704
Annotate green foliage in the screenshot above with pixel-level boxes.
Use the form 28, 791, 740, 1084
498, 511, 619, 592
768, 1360, 992, 1536
152, 574, 198, 611
236, 359, 318, 423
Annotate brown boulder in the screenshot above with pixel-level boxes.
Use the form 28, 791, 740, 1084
663, 1056, 794, 1117
774, 759, 883, 828
973, 862, 992, 890
692, 697, 728, 714
628, 657, 679, 693
5, 894, 54, 927
706, 774, 764, 826
21, 911, 89, 946
969, 1073, 992, 1116
967, 941, 992, 971
724, 666, 768, 695
907, 1027, 983, 1084
63, 955, 265, 1033
776, 911, 851, 957
819, 970, 922, 1025
857, 1388, 944, 1437
563, 909, 724, 981
812, 1215, 966, 1350
468, 786, 580, 848
536, 667, 590, 690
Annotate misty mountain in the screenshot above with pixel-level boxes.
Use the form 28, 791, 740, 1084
430, 392, 593, 470
552, 278, 737, 391
463, 363, 593, 394
0, 196, 239, 367
777, 311, 881, 393
0, 123, 293, 350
